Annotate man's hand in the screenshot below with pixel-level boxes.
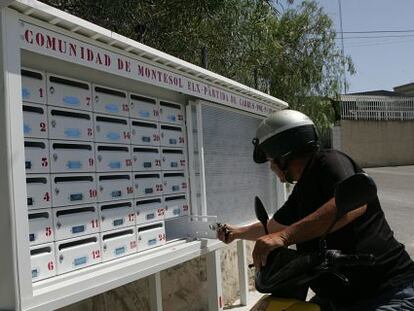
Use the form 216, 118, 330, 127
252, 233, 288, 270
217, 224, 240, 244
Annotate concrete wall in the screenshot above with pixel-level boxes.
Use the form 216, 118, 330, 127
338, 120, 414, 167
58, 242, 256, 311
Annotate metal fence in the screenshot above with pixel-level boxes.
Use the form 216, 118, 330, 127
339, 96, 414, 121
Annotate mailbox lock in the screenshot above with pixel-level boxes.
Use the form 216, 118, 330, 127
53, 153, 58, 161
56, 222, 62, 229
59, 254, 64, 262
51, 120, 56, 128
49, 86, 55, 94
54, 188, 60, 195
95, 95, 99, 103
99, 186, 104, 192
103, 244, 107, 251
97, 155, 102, 162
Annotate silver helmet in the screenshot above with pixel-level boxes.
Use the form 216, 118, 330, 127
252, 109, 319, 165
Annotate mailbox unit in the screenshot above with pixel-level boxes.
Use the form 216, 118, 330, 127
0, 2, 287, 310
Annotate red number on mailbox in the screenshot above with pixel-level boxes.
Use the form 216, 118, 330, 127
128, 213, 135, 222
123, 131, 131, 139
130, 241, 137, 249
45, 226, 52, 237
39, 88, 44, 98
178, 114, 183, 121
127, 187, 134, 194
47, 261, 54, 271
89, 189, 97, 198
153, 110, 159, 117
91, 219, 99, 228
156, 184, 163, 192
125, 159, 132, 166
158, 208, 165, 216
155, 159, 161, 167
92, 250, 100, 259
182, 183, 187, 189
39, 122, 47, 132
87, 128, 93, 136
43, 192, 50, 202
86, 97, 91, 106
89, 158, 94, 166
153, 134, 160, 141
41, 157, 48, 167
122, 104, 129, 112
158, 233, 166, 241
179, 137, 185, 144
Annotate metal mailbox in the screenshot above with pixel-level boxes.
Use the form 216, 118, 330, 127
47, 74, 92, 111
160, 125, 185, 147
53, 204, 100, 241
28, 209, 54, 246
161, 148, 186, 171
135, 197, 164, 225
99, 200, 135, 232
131, 147, 161, 171
23, 103, 48, 139
93, 85, 128, 117
159, 101, 184, 125
50, 140, 95, 173
56, 234, 101, 275
96, 144, 132, 172
52, 173, 97, 207
163, 172, 187, 195
21, 68, 46, 105
24, 139, 49, 174
94, 114, 130, 144
133, 173, 163, 198
137, 221, 166, 252
48, 107, 94, 141
129, 94, 158, 122
101, 227, 137, 262
26, 175, 52, 210
30, 243, 56, 283
164, 194, 189, 219
97, 173, 134, 202
130, 120, 160, 146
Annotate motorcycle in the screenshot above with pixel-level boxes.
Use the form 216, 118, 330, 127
218, 173, 378, 311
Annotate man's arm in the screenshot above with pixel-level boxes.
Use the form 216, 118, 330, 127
217, 219, 287, 243
253, 198, 367, 268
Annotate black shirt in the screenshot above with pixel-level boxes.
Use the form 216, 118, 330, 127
273, 149, 414, 302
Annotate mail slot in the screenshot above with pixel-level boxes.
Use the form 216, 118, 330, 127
30, 243, 56, 282
26, 175, 52, 210
48, 107, 94, 141
134, 173, 163, 198
161, 148, 186, 171
129, 93, 158, 122
53, 204, 99, 241
96, 144, 132, 172
50, 140, 95, 173
164, 194, 189, 219
95, 114, 130, 144
93, 85, 129, 117
24, 139, 49, 174
56, 234, 101, 275
99, 200, 135, 232
130, 120, 160, 146
97, 173, 133, 202
52, 174, 97, 207
137, 221, 166, 252
160, 125, 185, 147
23, 103, 48, 138
101, 227, 137, 262
47, 74, 92, 111
135, 197, 164, 224
159, 101, 184, 125
132, 147, 161, 171
163, 172, 187, 194
28, 209, 54, 246
21, 68, 46, 105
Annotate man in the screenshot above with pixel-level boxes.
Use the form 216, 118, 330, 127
217, 109, 414, 310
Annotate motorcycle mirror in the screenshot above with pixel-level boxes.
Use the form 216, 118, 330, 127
255, 196, 269, 235
334, 173, 377, 219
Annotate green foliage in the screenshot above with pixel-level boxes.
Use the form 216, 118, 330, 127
43, 0, 354, 140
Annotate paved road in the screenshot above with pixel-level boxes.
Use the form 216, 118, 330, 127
365, 166, 414, 258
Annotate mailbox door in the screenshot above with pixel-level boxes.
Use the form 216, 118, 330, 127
24, 139, 50, 174
95, 144, 132, 172
99, 201, 135, 232
50, 140, 95, 173
101, 227, 137, 262
47, 74, 92, 111
159, 101, 184, 125
129, 94, 158, 122
164, 194, 189, 219
52, 174, 97, 207
137, 221, 166, 252
23, 103, 48, 139
135, 197, 164, 225
21, 68, 46, 105
130, 120, 160, 146
160, 125, 185, 147
97, 173, 134, 202
93, 85, 129, 117
56, 234, 101, 275
53, 204, 100, 241
30, 243, 56, 282
161, 148, 186, 171
48, 107, 94, 141
28, 209, 54, 245
131, 147, 161, 172
94, 114, 130, 144
133, 173, 163, 198
163, 172, 187, 195
26, 175, 52, 210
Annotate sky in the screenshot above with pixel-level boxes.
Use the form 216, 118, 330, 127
308, 0, 414, 93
